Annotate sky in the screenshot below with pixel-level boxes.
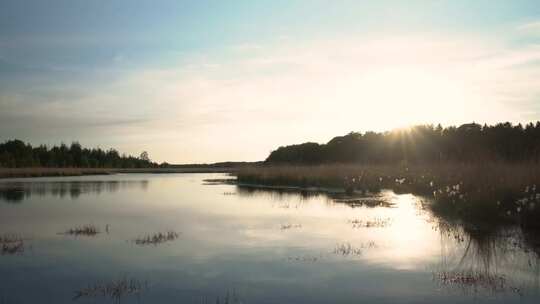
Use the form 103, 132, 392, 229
1, 0, 540, 163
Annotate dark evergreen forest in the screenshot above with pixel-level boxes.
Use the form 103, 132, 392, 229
266, 122, 540, 164
0, 140, 156, 168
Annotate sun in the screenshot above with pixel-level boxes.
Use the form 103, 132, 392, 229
339, 65, 472, 131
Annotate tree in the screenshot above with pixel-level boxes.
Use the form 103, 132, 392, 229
139, 151, 150, 162
0, 140, 156, 168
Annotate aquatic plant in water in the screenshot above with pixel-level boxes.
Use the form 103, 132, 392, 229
73, 277, 147, 302
333, 243, 363, 256
348, 217, 392, 228
332, 242, 377, 256
61, 224, 100, 236
434, 271, 521, 295
0, 234, 25, 256
133, 231, 179, 246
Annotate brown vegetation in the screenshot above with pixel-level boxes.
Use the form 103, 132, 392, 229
236, 163, 540, 228
0, 167, 240, 179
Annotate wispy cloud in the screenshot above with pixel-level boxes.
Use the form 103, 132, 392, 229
2, 25, 540, 162
517, 20, 540, 33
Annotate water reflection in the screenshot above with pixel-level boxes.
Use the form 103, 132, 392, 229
1, 174, 540, 303
236, 185, 327, 200
0, 179, 149, 203
239, 184, 540, 296
236, 185, 394, 208
433, 222, 540, 294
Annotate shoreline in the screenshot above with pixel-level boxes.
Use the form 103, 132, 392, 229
0, 167, 238, 179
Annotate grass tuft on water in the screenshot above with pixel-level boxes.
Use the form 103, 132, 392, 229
61, 224, 100, 236
73, 277, 147, 302
348, 217, 392, 228
133, 231, 179, 246
0, 234, 25, 256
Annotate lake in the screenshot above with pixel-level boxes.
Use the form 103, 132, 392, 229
0, 173, 538, 303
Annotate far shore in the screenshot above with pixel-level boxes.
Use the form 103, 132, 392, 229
0, 167, 239, 179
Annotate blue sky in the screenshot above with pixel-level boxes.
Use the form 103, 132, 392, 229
1, 1, 540, 163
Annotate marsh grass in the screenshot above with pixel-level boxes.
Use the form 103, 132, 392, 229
434, 271, 521, 294
133, 231, 179, 246
0, 168, 236, 179
73, 277, 147, 302
61, 224, 100, 236
236, 163, 540, 228
0, 168, 113, 178
0, 234, 25, 256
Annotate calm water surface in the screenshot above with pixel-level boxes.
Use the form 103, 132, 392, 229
0, 174, 539, 303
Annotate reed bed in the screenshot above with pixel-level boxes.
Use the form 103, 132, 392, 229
0, 168, 113, 178
133, 231, 179, 246
0, 167, 237, 179
236, 163, 540, 228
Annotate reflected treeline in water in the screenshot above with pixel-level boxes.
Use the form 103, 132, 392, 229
236, 184, 394, 209
433, 220, 540, 294
236, 185, 328, 201
0, 180, 149, 203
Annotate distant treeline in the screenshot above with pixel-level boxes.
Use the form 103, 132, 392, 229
266, 122, 540, 164
0, 140, 157, 168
